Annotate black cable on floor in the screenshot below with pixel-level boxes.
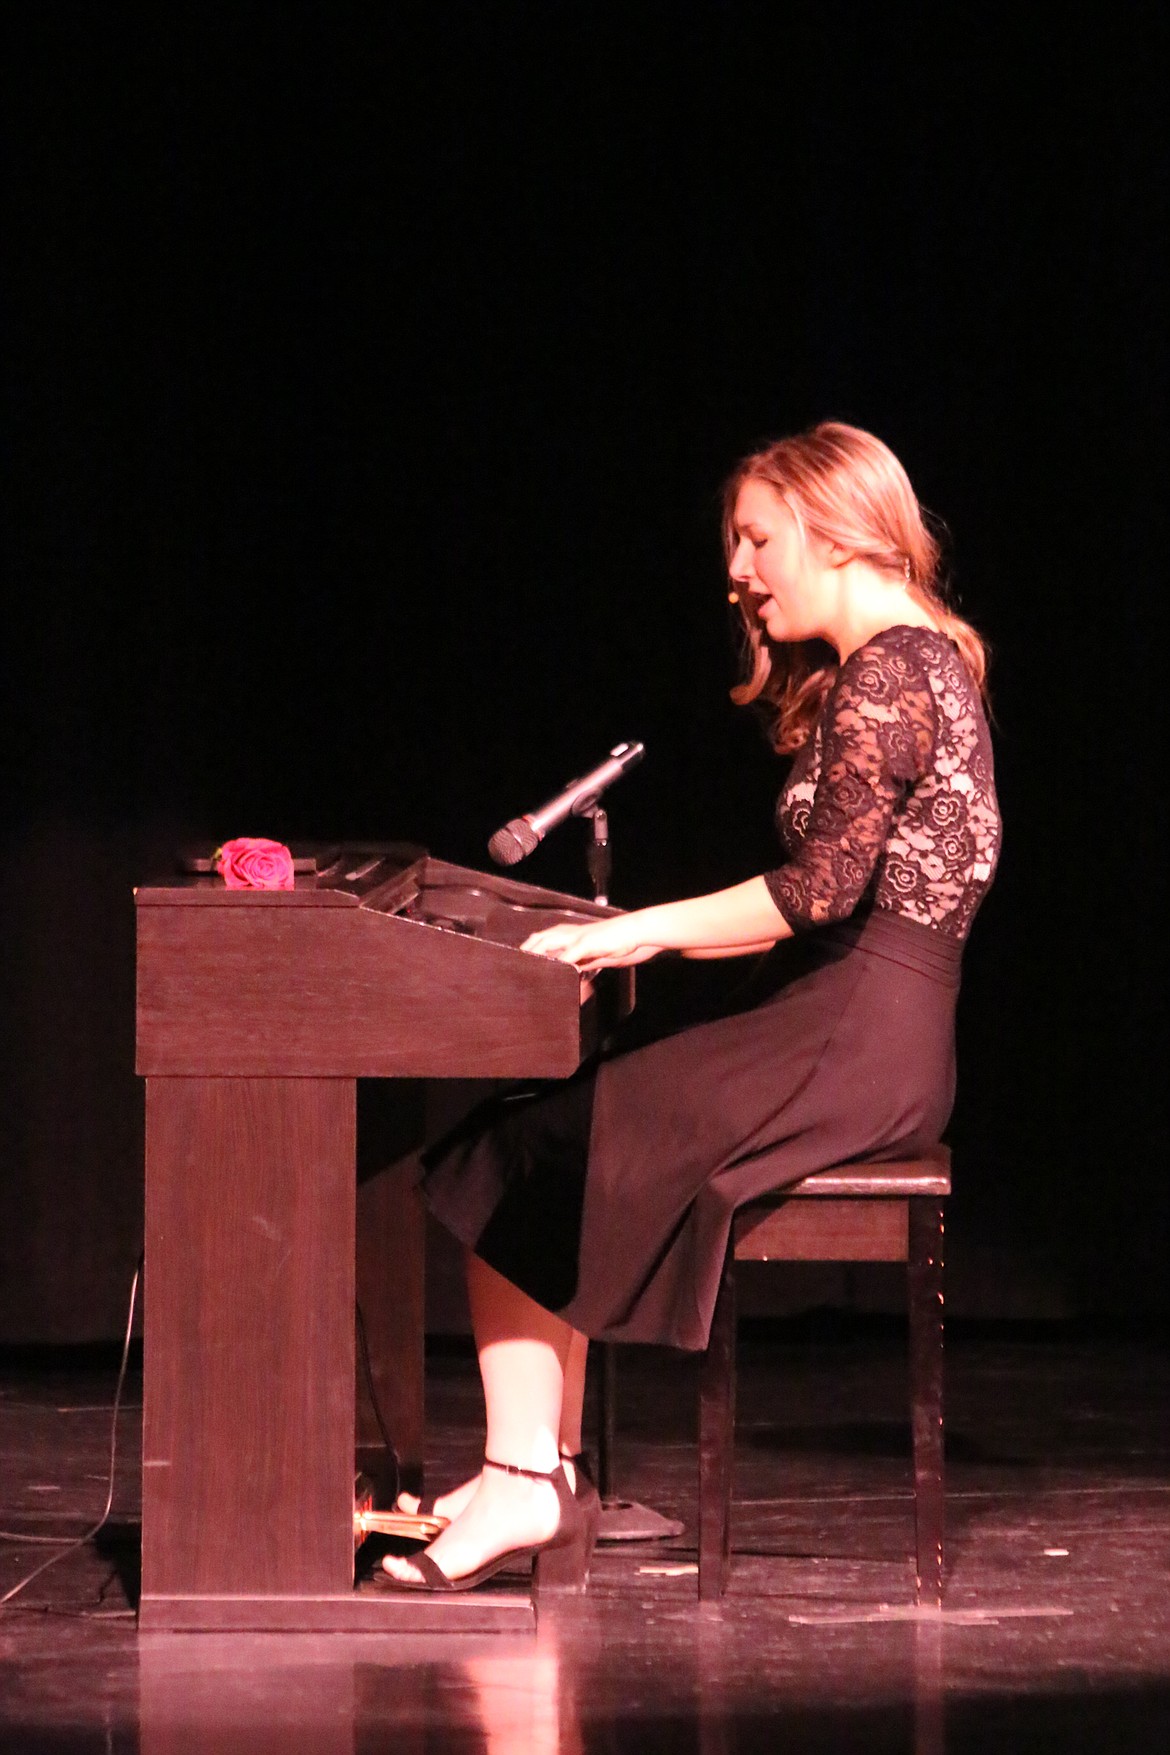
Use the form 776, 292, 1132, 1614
3, 1274, 406, 1609
355, 1299, 402, 1503
1, 1255, 142, 1611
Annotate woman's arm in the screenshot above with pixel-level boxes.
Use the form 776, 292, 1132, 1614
522, 876, 792, 971
680, 938, 781, 960
530, 637, 941, 973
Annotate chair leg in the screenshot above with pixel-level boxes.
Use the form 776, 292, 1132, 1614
698, 1236, 737, 1600
908, 1196, 945, 1606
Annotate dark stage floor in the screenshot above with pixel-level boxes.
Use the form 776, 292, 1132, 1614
2, 1320, 1169, 1752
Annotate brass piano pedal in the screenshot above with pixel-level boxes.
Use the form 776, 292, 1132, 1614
353, 1471, 447, 1551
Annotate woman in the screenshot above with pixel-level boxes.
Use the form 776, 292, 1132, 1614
382, 421, 1001, 1592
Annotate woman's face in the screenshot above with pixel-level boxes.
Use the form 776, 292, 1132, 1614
728, 479, 831, 645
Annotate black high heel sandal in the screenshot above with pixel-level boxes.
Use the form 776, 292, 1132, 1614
539, 1451, 601, 1594
378, 1458, 591, 1594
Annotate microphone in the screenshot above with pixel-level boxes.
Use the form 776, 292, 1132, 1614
488, 742, 645, 867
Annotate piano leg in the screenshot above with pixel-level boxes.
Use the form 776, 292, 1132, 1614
142, 1076, 358, 1623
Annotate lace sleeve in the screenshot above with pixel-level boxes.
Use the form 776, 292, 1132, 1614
766, 639, 938, 931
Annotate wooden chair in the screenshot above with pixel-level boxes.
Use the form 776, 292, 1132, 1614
697, 1147, 950, 1604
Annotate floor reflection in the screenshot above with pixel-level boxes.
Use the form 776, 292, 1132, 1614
140, 1626, 598, 1755
912, 1615, 944, 1755
138, 1630, 591, 1755
64, 1590, 1170, 1755
139, 1635, 358, 1755
457, 1643, 582, 1755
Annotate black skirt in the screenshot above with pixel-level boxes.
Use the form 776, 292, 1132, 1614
421, 908, 960, 1352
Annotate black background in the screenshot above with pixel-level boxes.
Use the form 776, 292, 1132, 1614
2, 4, 1165, 1338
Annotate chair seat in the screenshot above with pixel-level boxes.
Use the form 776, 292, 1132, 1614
732, 1146, 951, 1263
758, 1146, 952, 1201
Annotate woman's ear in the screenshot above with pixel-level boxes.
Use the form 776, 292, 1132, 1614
822, 540, 854, 570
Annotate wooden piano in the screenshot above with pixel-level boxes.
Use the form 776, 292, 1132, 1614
135, 845, 632, 1632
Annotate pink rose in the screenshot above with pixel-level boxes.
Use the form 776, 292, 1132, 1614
214, 837, 295, 890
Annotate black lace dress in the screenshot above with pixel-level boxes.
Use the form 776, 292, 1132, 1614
422, 627, 1001, 1351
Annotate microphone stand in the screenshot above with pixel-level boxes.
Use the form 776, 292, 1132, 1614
584, 805, 611, 907
582, 806, 684, 1547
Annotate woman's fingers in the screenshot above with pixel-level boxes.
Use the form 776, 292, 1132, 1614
522, 917, 634, 966
521, 923, 591, 958
522, 916, 665, 970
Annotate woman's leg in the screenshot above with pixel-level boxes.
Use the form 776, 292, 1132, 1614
468, 1251, 571, 1470
559, 1330, 589, 1458
383, 1253, 576, 1584
397, 1307, 590, 1519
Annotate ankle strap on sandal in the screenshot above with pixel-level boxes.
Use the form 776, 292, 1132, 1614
483, 1456, 562, 1483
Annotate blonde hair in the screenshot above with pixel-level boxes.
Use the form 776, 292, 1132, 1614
723, 421, 989, 752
